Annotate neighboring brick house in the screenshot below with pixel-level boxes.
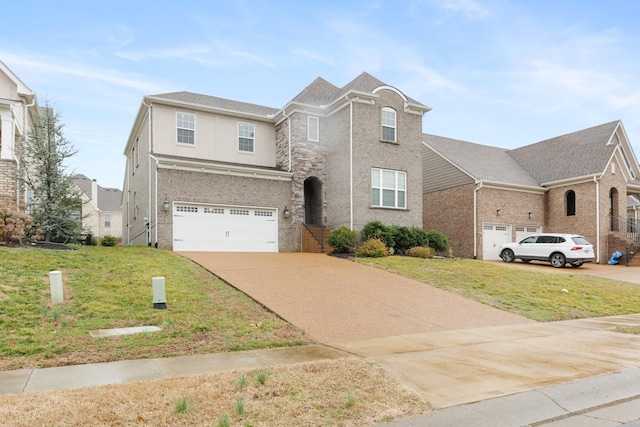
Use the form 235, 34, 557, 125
122, 72, 431, 251
422, 120, 640, 263
0, 60, 37, 210
73, 174, 123, 239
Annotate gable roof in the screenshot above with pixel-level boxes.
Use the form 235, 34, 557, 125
423, 134, 540, 188
424, 120, 637, 191
0, 59, 36, 102
148, 91, 279, 118
508, 121, 620, 184
73, 174, 122, 212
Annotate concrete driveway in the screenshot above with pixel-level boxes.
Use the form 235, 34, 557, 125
180, 252, 533, 343
180, 252, 640, 411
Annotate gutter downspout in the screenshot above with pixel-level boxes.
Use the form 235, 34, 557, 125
142, 99, 152, 246
473, 181, 483, 259
347, 96, 354, 230
594, 175, 600, 263
151, 155, 159, 247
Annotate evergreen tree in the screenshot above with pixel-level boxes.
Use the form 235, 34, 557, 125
18, 101, 83, 242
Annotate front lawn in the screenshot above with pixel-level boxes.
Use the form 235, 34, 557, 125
0, 246, 311, 370
356, 257, 640, 321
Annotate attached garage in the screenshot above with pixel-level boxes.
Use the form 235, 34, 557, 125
482, 223, 512, 260
173, 203, 278, 252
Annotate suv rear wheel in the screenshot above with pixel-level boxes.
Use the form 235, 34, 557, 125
550, 253, 566, 268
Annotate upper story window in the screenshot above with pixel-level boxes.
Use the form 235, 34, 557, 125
177, 112, 195, 144
238, 122, 255, 152
308, 116, 319, 141
381, 107, 397, 142
371, 168, 406, 209
566, 190, 576, 216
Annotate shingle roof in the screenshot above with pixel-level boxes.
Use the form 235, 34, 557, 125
508, 121, 620, 183
425, 121, 623, 188
289, 72, 428, 108
73, 174, 122, 211
423, 134, 540, 187
149, 92, 279, 117
290, 77, 341, 106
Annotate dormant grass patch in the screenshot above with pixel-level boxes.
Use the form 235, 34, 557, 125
0, 359, 431, 427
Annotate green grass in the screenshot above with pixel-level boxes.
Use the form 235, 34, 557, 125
0, 246, 310, 370
355, 257, 640, 322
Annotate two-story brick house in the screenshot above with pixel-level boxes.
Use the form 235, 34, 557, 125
422, 120, 640, 263
122, 72, 431, 252
0, 60, 37, 210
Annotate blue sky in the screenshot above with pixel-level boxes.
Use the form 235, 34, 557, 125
2, 0, 640, 189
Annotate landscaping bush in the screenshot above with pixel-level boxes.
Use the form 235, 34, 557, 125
0, 203, 41, 245
355, 238, 388, 258
100, 235, 119, 247
327, 226, 357, 253
407, 246, 434, 258
360, 221, 395, 249
425, 230, 448, 253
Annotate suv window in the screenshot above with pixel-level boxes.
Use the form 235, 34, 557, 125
537, 235, 555, 244
521, 236, 538, 244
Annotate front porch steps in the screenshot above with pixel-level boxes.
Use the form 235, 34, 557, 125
302, 225, 332, 253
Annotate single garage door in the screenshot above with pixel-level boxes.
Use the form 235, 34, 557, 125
482, 223, 512, 260
173, 203, 277, 252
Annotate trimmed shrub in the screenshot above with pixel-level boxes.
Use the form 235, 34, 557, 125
407, 246, 434, 259
425, 230, 448, 253
100, 235, 119, 247
361, 221, 395, 249
327, 226, 357, 253
355, 238, 388, 258
409, 227, 430, 248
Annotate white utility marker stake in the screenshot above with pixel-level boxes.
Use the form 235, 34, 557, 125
152, 276, 167, 309
49, 271, 64, 303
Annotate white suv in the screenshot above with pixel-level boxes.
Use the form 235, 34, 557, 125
499, 233, 595, 268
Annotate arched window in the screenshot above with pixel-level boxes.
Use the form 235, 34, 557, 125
381, 107, 396, 142
566, 190, 576, 216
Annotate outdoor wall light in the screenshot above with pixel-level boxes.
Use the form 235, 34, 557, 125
163, 198, 170, 212
528, 211, 533, 219
283, 206, 290, 219
496, 209, 501, 216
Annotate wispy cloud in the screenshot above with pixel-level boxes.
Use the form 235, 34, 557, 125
439, 0, 491, 20
0, 51, 163, 93
290, 49, 336, 66
116, 41, 275, 68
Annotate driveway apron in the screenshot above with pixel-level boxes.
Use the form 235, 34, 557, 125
180, 252, 533, 343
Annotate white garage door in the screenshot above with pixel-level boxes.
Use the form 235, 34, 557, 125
516, 226, 542, 243
482, 223, 512, 260
173, 203, 277, 252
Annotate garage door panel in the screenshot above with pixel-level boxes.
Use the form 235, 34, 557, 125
482, 223, 512, 261
173, 204, 278, 252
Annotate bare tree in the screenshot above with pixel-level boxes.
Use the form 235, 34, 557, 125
18, 100, 83, 242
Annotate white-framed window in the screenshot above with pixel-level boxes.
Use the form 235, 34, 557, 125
238, 122, 255, 152
381, 107, 396, 142
371, 168, 406, 208
177, 112, 195, 144
308, 116, 319, 141
135, 138, 139, 167
104, 214, 111, 228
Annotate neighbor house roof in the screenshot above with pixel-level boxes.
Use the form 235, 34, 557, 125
423, 134, 541, 187
74, 174, 122, 211
508, 121, 620, 184
424, 120, 629, 189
